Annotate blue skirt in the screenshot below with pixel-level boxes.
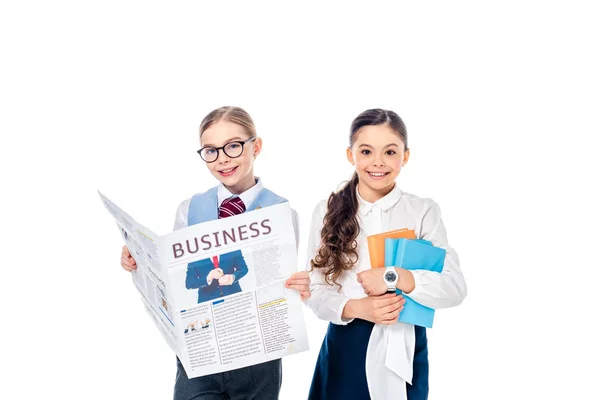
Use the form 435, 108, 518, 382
308, 319, 428, 400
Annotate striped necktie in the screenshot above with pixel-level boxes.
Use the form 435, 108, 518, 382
214, 196, 245, 296
218, 196, 246, 219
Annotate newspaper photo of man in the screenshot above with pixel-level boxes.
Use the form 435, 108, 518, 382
185, 249, 248, 303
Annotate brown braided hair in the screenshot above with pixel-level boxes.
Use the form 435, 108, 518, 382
310, 109, 408, 288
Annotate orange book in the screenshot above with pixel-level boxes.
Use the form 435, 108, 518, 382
367, 229, 417, 268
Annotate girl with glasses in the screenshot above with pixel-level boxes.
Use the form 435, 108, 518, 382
120, 106, 311, 400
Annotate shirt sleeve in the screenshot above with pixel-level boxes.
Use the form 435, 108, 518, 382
303, 201, 353, 325
173, 198, 192, 231
407, 199, 467, 309
291, 207, 300, 251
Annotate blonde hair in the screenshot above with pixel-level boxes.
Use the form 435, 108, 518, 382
199, 106, 257, 138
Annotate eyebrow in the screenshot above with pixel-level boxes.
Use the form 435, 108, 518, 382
358, 143, 400, 149
202, 136, 245, 147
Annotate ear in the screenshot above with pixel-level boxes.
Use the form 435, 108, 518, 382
346, 147, 355, 166
402, 148, 410, 167
253, 137, 263, 157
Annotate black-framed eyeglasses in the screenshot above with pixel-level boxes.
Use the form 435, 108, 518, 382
197, 137, 257, 163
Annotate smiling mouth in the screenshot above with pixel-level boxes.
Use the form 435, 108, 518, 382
367, 171, 390, 179
218, 166, 238, 176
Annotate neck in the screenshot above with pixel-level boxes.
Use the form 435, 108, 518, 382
224, 174, 257, 195
357, 181, 395, 203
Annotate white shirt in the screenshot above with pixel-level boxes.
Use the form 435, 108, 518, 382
304, 184, 467, 400
172, 178, 300, 246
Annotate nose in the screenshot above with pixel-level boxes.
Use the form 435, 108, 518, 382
372, 153, 385, 167
216, 150, 231, 164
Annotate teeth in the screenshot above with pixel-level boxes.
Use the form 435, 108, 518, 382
221, 167, 235, 173
369, 172, 386, 177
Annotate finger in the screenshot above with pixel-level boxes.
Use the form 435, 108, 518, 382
121, 259, 137, 269
380, 307, 404, 323
380, 302, 402, 314
385, 297, 404, 309
121, 257, 136, 267
392, 306, 405, 320
376, 315, 396, 325
357, 274, 363, 283
288, 278, 311, 286
286, 284, 310, 292
287, 278, 310, 285
122, 254, 137, 266
124, 247, 134, 260
384, 301, 403, 314
291, 271, 309, 279
121, 264, 134, 272
286, 278, 310, 286
381, 294, 404, 306
389, 305, 404, 319
300, 290, 311, 300
376, 293, 402, 308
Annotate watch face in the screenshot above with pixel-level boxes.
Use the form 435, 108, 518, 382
385, 271, 396, 282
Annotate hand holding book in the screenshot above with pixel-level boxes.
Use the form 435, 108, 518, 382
364, 229, 446, 328
341, 293, 406, 325
356, 267, 415, 296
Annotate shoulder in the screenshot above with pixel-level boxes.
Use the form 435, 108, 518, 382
260, 187, 296, 222
176, 197, 193, 214
175, 186, 218, 218
311, 199, 329, 222
398, 190, 442, 219
173, 196, 193, 231
192, 186, 219, 200
305, 199, 329, 239
260, 187, 288, 203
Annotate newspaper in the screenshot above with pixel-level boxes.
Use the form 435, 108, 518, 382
99, 192, 309, 378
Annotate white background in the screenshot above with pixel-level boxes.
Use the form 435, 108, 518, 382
1, 1, 599, 399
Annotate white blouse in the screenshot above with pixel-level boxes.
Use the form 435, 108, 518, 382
304, 184, 467, 400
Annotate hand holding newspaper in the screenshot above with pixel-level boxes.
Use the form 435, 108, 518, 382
99, 192, 309, 378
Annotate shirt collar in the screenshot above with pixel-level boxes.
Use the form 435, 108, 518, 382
217, 177, 263, 208
357, 184, 403, 216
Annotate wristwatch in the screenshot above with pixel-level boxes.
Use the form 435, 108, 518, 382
383, 267, 398, 292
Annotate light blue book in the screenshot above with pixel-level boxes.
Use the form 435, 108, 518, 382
384, 238, 446, 328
